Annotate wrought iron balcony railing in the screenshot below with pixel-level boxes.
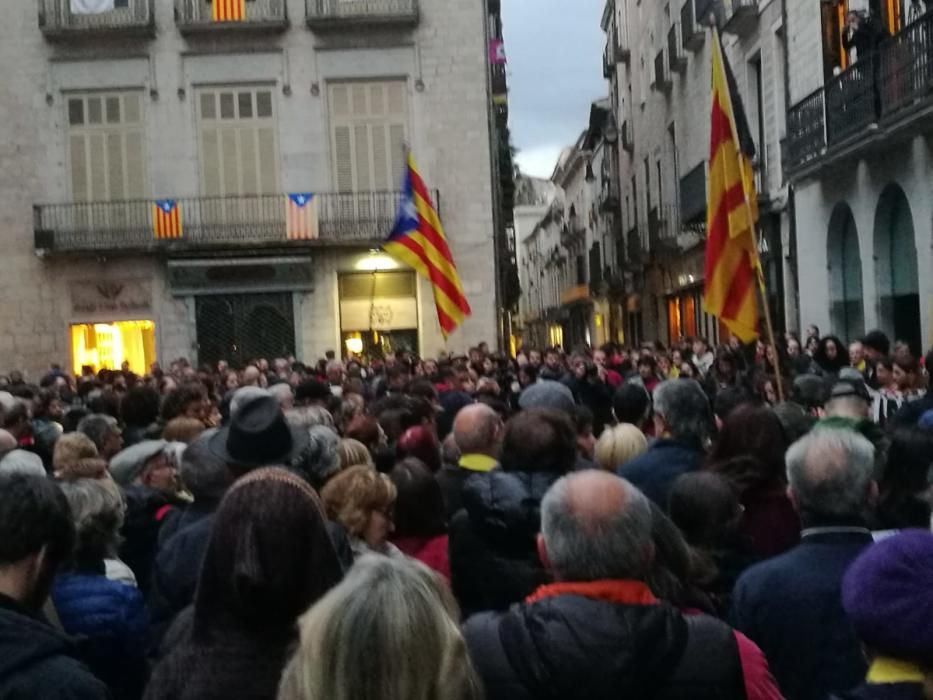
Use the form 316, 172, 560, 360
174, 0, 287, 32
33, 191, 434, 254
680, 0, 706, 51
784, 10, 933, 175
621, 119, 634, 153
39, 0, 154, 37
609, 18, 631, 63
305, 0, 419, 29
668, 23, 688, 74
722, 0, 759, 36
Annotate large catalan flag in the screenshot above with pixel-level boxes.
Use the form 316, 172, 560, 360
384, 154, 471, 337
285, 193, 320, 240
212, 0, 244, 22
153, 200, 182, 240
703, 28, 761, 343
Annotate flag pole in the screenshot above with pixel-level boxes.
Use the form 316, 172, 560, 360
712, 26, 784, 402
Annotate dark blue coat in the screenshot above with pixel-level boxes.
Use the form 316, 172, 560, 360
617, 439, 705, 508
449, 470, 562, 618
730, 530, 874, 700
51, 574, 148, 699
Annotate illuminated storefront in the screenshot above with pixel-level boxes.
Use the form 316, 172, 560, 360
70, 320, 156, 375
338, 269, 420, 359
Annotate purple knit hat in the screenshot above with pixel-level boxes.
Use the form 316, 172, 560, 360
842, 529, 933, 664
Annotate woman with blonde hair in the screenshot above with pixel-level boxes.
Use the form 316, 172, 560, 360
279, 556, 482, 700
593, 423, 648, 471
336, 438, 373, 470
320, 465, 402, 559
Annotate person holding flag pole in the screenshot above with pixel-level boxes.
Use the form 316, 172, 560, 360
703, 25, 785, 401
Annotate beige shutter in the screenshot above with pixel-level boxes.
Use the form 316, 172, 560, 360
240, 127, 259, 194
334, 125, 353, 193
88, 133, 107, 201
124, 131, 145, 199
70, 134, 89, 201
256, 126, 277, 194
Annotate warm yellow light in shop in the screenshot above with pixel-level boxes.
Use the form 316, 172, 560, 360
71, 320, 155, 375
345, 336, 364, 354
355, 252, 399, 271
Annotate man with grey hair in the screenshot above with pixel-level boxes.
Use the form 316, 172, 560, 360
731, 428, 877, 700
463, 470, 778, 700
617, 379, 711, 508
438, 403, 503, 517
77, 413, 123, 462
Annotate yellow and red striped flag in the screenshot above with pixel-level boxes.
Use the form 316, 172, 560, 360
285, 193, 320, 240
383, 153, 471, 337
153, 200, 182, 240
212, 0, 244, 22
703, 28, 761, 343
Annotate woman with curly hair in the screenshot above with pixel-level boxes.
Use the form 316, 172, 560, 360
321, 465, 402, 560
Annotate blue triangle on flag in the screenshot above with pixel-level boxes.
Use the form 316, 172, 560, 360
289, 193, 313, 207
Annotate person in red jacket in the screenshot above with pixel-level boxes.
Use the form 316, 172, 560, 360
389, 458, 450, 581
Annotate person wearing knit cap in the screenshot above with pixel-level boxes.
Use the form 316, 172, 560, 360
835, 530, 933, 700
517, 379, 576, 415
145, 467, 344, 700
52, 432, 108, 481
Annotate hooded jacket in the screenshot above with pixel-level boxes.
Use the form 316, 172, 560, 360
52, 573, 149, 700
449, 469, 562, 617
463, 586, 747, 700
0, 593, 110, 699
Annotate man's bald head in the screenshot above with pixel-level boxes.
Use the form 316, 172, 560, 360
242, 366, 261, 387
453, 403, 503, 457
786, 428, 875, 519
541, 470, 653, 582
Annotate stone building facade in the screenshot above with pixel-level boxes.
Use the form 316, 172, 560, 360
1, 0, 500, 377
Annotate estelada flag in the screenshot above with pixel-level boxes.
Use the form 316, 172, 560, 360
703, 28, 762, 343
153, 200, 182, 240
212, 0, 244, 22
383, 153, 471, 337
285, 193, 320, 240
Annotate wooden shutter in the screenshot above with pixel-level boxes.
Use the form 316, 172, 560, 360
329, 80, 408, 193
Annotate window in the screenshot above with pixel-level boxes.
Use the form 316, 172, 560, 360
67, 92, 146, 202
197, 87, 279, 198
329, 81, 408, 192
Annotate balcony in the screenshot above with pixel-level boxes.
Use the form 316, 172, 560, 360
784, 11, 933, 178
722, 0, 759, 37
603, 42, 615, 79
306, 0, 419, 30
680, 0, 705, 51
174, 0, 287, 33
621, 119, 634, 153
491, 64, 507, 96
653, 50, 673, 92
668, 23, 688, 74
608, 18, 631, 64
39, 0, 154, 38
33, 191, 432, 256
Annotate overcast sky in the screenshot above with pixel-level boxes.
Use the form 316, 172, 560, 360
502, 0, 607, 179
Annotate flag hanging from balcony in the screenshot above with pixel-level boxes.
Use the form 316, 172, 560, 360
153, 200, 182, 240
212, 0, 245, 22
384, 153, 472, 338
70, 0, 116, 13
703, 28, 762, 343
285, 193, 320, 240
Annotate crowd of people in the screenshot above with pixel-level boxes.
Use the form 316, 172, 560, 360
0, 325, 932, 700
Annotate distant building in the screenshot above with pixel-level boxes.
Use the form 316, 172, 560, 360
3, 0, 501, 376
602, 0, 793, 346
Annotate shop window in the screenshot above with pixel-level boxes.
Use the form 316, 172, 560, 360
71, 320, 155, 376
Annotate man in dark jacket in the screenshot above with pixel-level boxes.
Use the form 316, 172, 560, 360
731, 427, 878, 700
0, 473, 109, 698
449, 408, 577, 617
464, 470, 780, 700
109, 440, 185, 595
617, 379, 711, 508
437, 403, 503, 519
